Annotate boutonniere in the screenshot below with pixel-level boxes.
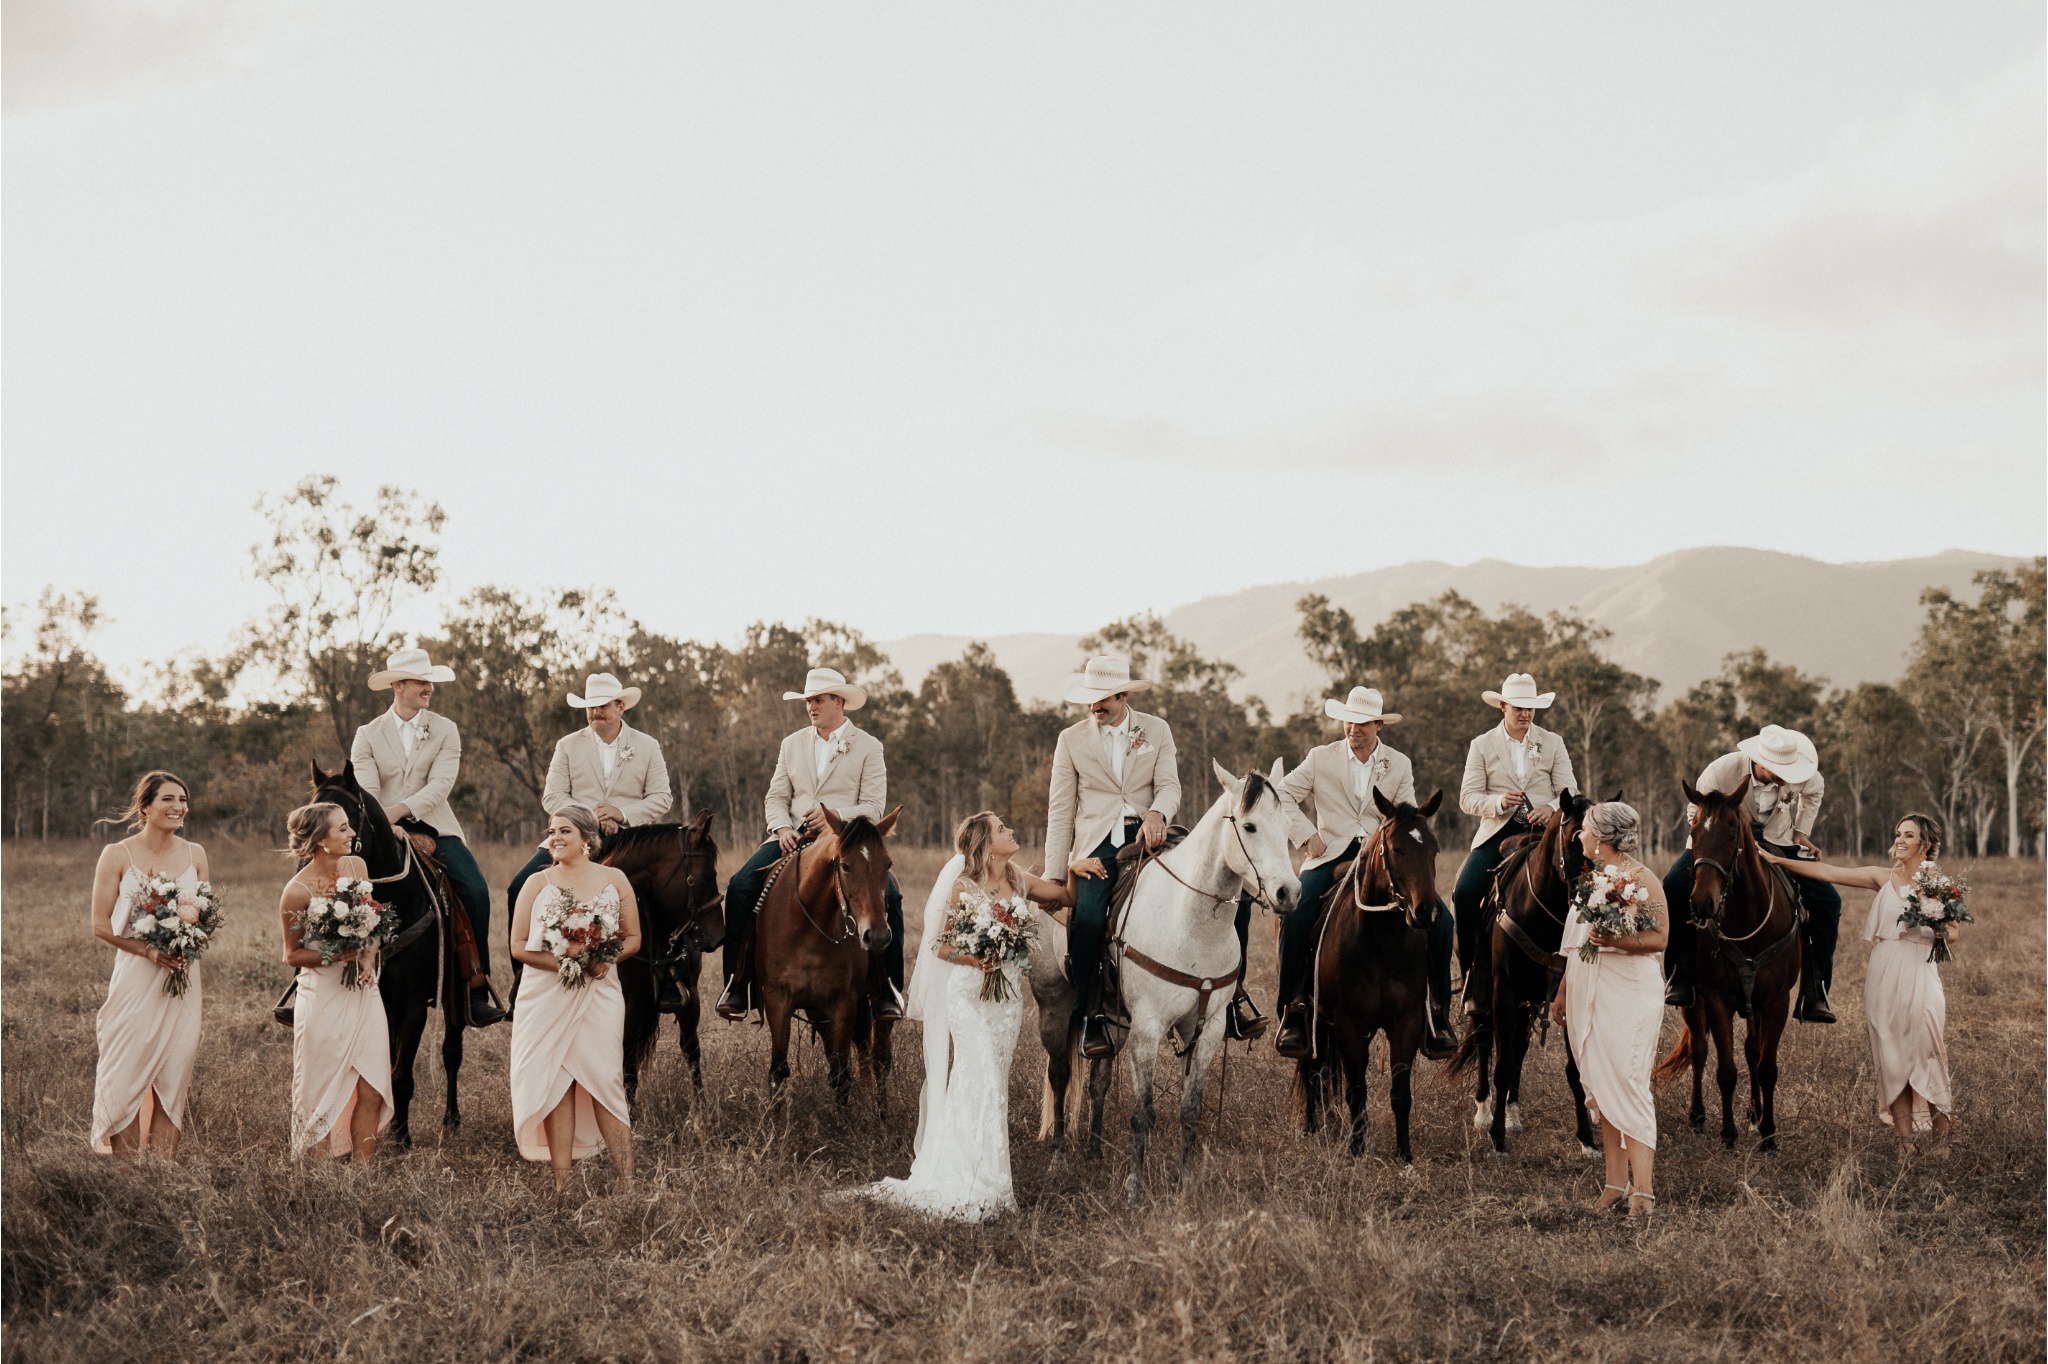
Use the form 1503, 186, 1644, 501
833, 737, 852, 757
1125, 730, 1149, 755
621, 746, 635, 763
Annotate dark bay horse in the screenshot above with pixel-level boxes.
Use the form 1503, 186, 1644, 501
599, 812, 725, 1102
1297, 789, 1444, 1161
755, 807, 901, 1105
1449, 788, 1599, 1156
1654, 778, 1801, 1152
310, 763, 474, 1147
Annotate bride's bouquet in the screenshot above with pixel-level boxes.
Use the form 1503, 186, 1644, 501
938, 888, 1038, 1002
1898, 861, 1971, 963
539, 888, 624, 987
127, 875, 226, 997
299, 875, 394, 989
1568, 863, 1657, 963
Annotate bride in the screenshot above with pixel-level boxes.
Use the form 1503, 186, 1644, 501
860, 811, 1076, 1221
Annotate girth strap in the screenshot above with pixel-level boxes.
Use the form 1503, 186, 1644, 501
1715, 917, 1801, 1018
1495, 911, 1567, 1045
1118, 942, 1240, 1040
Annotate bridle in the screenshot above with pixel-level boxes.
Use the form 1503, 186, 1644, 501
1688, 841, 1784, 945
314, 782, 416, 890
1509, 810, 1578, 928
764, 834, 883, 946
1147, 801, 1281, 912
1347, 818, 1426, 923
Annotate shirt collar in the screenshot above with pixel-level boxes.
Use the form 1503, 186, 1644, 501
817, 721, 849, 745
1501, 723, 1531, 747
1099, 711, 1132, 736
592, 724, 623, 749
391, 706, 424, 728
1347, 740, 1379, 767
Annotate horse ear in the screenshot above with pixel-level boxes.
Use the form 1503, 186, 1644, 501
1729, 774, 1751, 804
822, 807, 845, 834
876, 805, 902, 837
1680, 779, 1704, 806
310, 760, 328, 786
1211, 759, 1241, 795
1607, 789, 1624, 804
1373, 787, 1396, 818
1420, 788, 1442, 818
690, 808, 714, 835
1268, 755, 1286, 784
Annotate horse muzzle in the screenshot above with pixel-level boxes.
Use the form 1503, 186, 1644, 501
861, 925, 892, 955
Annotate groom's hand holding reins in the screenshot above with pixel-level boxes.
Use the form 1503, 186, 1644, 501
1140, 810, 1168, 851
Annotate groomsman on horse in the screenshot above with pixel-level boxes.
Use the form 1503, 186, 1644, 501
1265, 686, 1459, 1060
1662, 724, 1838, 1023
716, 667, 905, 1024
1452, 673, 1579, 1020
351, 648, 506, 1026
505, 673, 674, 998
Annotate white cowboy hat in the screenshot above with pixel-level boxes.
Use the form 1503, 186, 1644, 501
1737, 724, 1819, 785
1061, 655, 1155, 706
567, 672, 642, 710
783, 667, 867, 711
368, 647, 455, 691
1482, 673, 1555, 710
1325, 686, 1402, 725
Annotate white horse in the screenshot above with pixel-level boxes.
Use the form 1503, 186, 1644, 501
1030, 758, 1300, 1205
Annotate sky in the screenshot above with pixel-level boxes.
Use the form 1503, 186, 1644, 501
5, 2, 2043, 681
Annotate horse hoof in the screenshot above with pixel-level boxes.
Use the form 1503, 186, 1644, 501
1579, 1142, 1598, 1158
1504, 1104, 1523, 1133
1490, 1147, 1510, 1160
1472, 1101, 1492, 1129
1689, 1116, 1706, 1135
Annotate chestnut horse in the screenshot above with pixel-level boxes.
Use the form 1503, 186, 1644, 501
1448, 788, 1599, 1157
754, 807, 901, 1105
1654, 778, 1801, 1152
599, 812, 725, 1102
1296, 789, 1444, 1161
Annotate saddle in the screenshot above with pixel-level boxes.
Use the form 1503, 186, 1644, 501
1707, 861, 1803, 1020
1071, 826, 1192, 1038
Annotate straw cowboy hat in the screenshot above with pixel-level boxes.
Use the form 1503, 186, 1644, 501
368, 647, 455, 691
567, 673, 642, 710
784, 667, 867, 711
1325, 686, 1402, 725
1737, 724, 1819, 785
1062, 655, 1155, 706
1482, 673, 1555, 710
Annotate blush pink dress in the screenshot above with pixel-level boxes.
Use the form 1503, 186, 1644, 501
1558, 857, 1668, 1150
290, 883, 394, 1157
90, 848, 205, 1153
1862, 879, 1951, 1128
508, 881, 630, 1162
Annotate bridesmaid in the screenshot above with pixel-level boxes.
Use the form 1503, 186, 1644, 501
1768, 814, 1956, 1154
1551, 801, 1669, 1217
508, 805, 641, 1195
278, 803, 394, 1162
89, 771, 210, 1157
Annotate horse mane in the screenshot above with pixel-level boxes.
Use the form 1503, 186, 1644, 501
1240, 769, 1271, 810
600, 822, 688, 853
834, 815, 885, 852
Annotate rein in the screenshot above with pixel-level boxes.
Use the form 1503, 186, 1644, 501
316, 785, 440, 963
1691, 837, 1801, 1017
762, 837, 863, 946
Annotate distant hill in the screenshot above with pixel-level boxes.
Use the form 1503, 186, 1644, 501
881, 548, 2026, 711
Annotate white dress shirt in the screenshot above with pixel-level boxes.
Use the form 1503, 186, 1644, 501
1505, 733, 1529, 781
594, 729, 621, 783
1098, 714, 1140, 844
814, 721, 849, 782
1347, 741, 1380, 804
395, 708, 423, 757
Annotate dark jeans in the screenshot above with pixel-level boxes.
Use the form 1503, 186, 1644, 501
722, 838, 905, 993
1662, 843, 1843, 991
1069, 821, 1141, 1023
1451, 823, 1517, 980
425, 832, 492, 970
1251, 839, 1455, 1013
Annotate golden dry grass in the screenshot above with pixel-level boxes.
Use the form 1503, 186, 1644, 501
3, 838, 2042, 1362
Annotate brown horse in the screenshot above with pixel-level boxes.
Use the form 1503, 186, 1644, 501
599, 812, 725, 1102
1448, 788, 1600, 1157
1655, 778, 1801, 1152
1297, 789, 1444, 1161
754, 807, 901, 1104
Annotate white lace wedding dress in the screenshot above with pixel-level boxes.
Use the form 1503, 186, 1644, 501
859, 860, 1022, 1222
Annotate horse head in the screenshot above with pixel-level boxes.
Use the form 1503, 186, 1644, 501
680, 809, 725, 951
1681, 776, 1756, 940
1552, 788, 1597, 885
1211, 757, 1301, 913
819, 806, 900, 955
308, 760, 400, 868
1369, 786, 1444, 914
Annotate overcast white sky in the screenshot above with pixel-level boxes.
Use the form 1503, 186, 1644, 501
5, 2, 2043, 677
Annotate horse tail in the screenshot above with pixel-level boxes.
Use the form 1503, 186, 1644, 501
1652, 1019, 1694, 1085
1444, 1015, 1488, 1079
1037, 1026, 1084, 1142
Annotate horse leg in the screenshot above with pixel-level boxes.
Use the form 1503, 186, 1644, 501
1389, 1049, 1416, 1165
1687, 1004, 1709, 1134
386, 999, 429, 1150
871, 1017, 895, 1117
766, 990, 795, 1094
622, 970, 654, 1109
1754, 991, 1791, 1154
1490, 995, 1524, 1156
1708, 1000, 1740, 1149
1085, 1052, 1113, 1162
440, 1009, 464, 1131
1175, 1015, 1226, 1189
1563, 1036, 1596, 1155
1339, 1031, 1370, 1157
1046, 1019, 1076, 1167
826, 1002, 856, 1107
1125, 1023, 1161, 1207
679, 952, 704, 1092
1299, 1053, 1326, 1137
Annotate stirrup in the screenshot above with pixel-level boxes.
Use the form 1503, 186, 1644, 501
1226, 988, 1268, 1042
714, 977, 750, 1021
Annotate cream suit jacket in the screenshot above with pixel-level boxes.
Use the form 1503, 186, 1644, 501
1691, 750, 1824, 847
543, 723, 673, 826
764, 723, 887, 836
1276, 739, 1418, 872
1458, 721, 1578, 848
351, 708, 466, 840
1042, 711, 1181, 876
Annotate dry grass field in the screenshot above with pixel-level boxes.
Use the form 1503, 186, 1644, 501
3, 836, 2042, 1362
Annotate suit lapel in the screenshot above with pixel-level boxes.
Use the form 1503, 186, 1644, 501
600, 726, 624, 796
1074, 721, 1118, 791
373, 713, 408, 783
816, 724, 853, 793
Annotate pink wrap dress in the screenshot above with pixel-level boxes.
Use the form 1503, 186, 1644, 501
1862, 879, 1951, 1127
91, 854, 204, 1152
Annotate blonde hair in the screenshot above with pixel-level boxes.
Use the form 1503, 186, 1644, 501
551, 804, 604, 855
285, 802, 344, 861
1897, 812, 1943, 859
100, 770, 190, 832
954, 810, 1008, 890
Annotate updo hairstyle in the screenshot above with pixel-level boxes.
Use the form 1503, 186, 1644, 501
1897, 812, 1943, 859
285, 802, 344, 860
1584, 801, 1642, 854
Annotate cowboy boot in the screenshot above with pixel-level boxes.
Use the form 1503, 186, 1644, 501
1226, 986, 1267, 1041
468, 985, 508, 1028
1663, 921, 1697, 1009
1079, 1013, 1116, 1060
1274, 1001, 1313, 1059
1421, 990, 1456, 1061
1794, 969, 1836, 1024
715, 945, 753, 1022
655, 966, 686, 1015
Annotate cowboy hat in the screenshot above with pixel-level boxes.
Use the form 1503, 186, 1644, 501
1061, 655, 1154, 706
783, 667, 867, 711
368, 647, 455, 691
1482, 673, 1555, 710
1737, 724, 1819, 785
1324, 686, 1402, 725
567, 673, 642, 710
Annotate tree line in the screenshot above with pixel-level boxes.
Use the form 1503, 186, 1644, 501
5, 476, 2042, 860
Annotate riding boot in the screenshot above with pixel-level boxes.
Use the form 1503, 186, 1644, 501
1663, 918, 1698, 1009
1421, 991, 1456, 1061
1079, 1012, 1116, 1060
468, 985, 508, 1028
715, 933, 754, 1022
1274, 1001, 1313, 1059
1420, 899, 1456, 1059
1794, 963, 1837, 1024
1226, 986, 1267, 1041
655, 968, 686, 1015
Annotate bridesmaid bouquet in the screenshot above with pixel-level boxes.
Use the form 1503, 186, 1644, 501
938, 889, 1038, 1002
1568, 863, 1656, 962
539, 889, 624, 987
127, 874, 225, 997
1899, 861, 1971, 963
300, 876, 394, 989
